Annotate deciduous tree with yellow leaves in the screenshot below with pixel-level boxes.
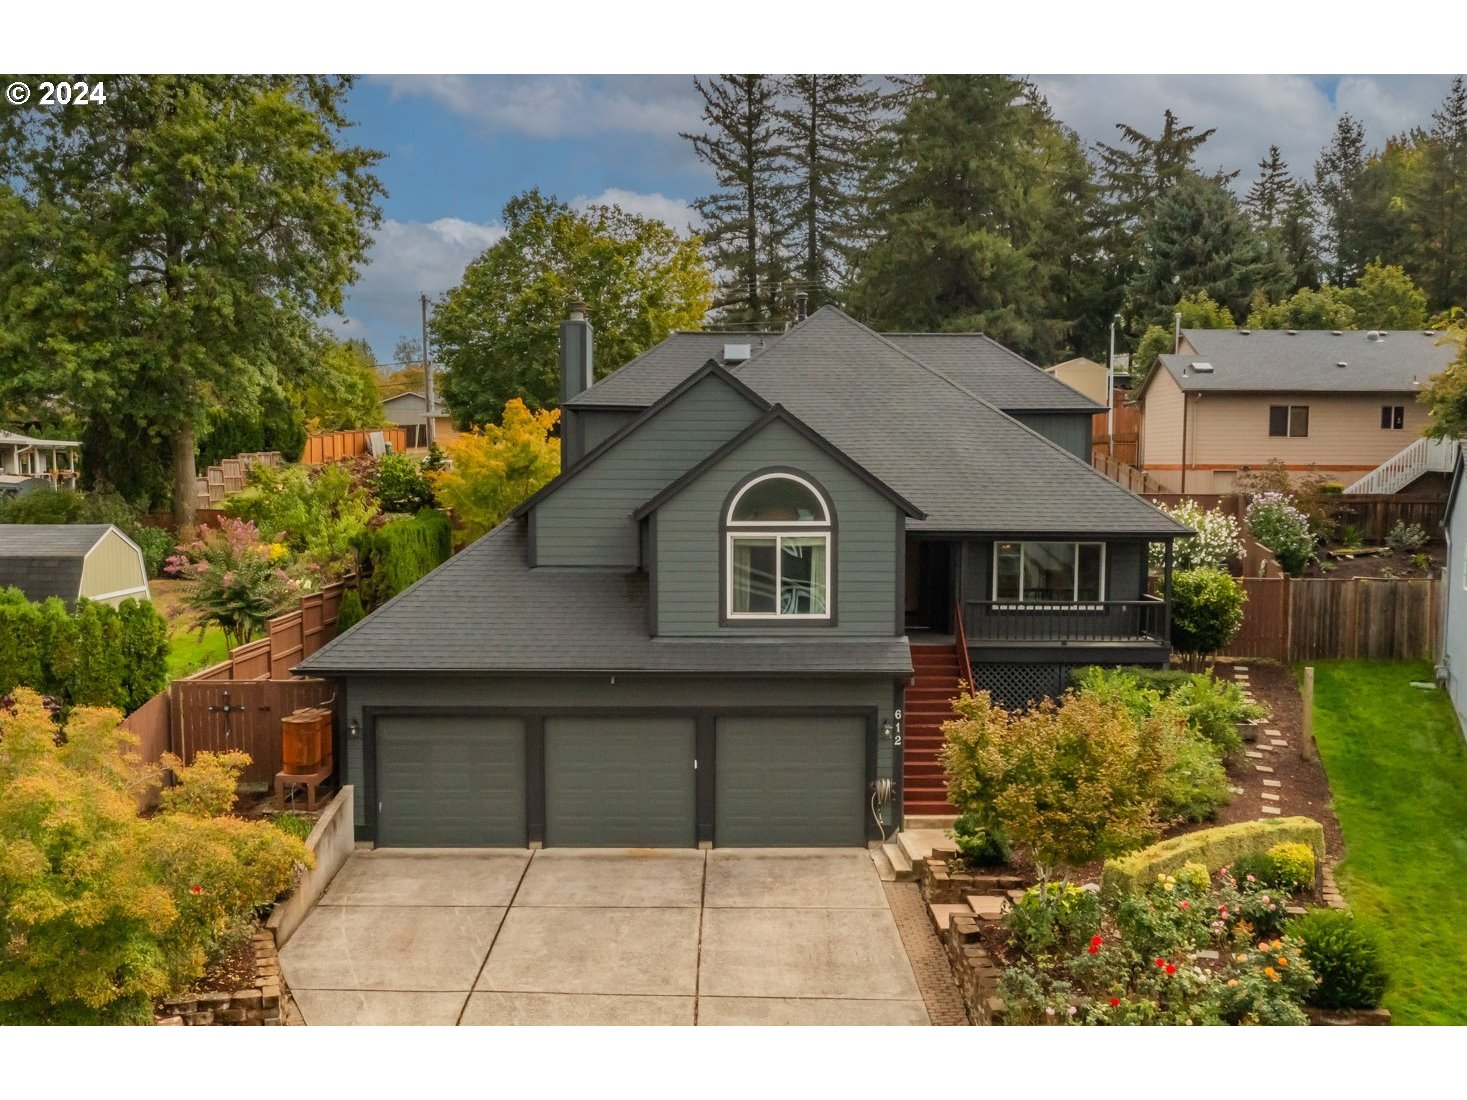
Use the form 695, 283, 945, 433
432, 399, 562, 547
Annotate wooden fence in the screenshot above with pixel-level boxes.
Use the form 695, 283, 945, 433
171, 678, 336, 785
1092, 453, 1169, 495
120, 578, 349, 794
1222, 575, 1441, 662
1329, 495, 1446, 543
1091, 391, 1140, 467
192, 451, 283, 511
302, 427, 407, 465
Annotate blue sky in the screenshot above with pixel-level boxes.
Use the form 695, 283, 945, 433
339, 74, 1461, 360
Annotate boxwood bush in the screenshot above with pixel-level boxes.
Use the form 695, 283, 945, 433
1101, 817, 1326, 897
1288, 908, 1389, 1010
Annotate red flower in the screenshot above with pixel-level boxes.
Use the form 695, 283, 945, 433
1088, 943, 1100, 954
1165, 963, 1177, 975
1179, 900, 1191, 910
1090, 935, 1103, 946
1154, 957, 1166, 968
1109, 997, 1120, 1007
190, 884, 203, 895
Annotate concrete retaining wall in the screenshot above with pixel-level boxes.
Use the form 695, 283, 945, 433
266, 785, 355, 948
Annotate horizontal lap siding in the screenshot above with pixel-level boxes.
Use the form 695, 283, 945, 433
653, 418, 902, 636
1011, 412, 1092, 461
533, 379, 760, 567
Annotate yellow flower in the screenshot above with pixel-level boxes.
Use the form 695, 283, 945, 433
1235, 954, 1248, 962
1164, 882, 1175, 892
1264, 967, 1280, 982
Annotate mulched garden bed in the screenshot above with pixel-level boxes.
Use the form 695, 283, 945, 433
189, 934, 259, 994
945, 658, 1345, 889
1308, 546, 1443, 581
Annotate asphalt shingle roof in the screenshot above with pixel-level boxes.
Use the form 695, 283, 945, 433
563, 331, 776, 408
298, 521, 913, 675
884, 334, 1102, 411
565, 327, 1100, 413
729, 309, 1186, 536
1154, 328, 1458, 395
0, 524, 112, 603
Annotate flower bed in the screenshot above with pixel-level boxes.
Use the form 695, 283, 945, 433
154, 927, 282, 1025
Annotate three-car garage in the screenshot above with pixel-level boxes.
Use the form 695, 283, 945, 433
369, 711, 875, 849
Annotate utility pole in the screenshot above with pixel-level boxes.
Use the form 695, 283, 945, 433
1107, 314, 1122, 460
421, 293, 434, 447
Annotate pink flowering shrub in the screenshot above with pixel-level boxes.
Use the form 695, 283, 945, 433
164, 519, 299, 649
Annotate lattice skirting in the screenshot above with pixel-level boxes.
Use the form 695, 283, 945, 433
970, 662, 1069, 711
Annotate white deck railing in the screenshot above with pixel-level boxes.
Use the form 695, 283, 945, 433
1343, 436, 1459, 495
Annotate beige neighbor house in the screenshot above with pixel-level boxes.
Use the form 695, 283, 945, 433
0, 524, 151, 607
1046, 356, 1120, 406
380, 391, 459, 450
1134, 327, 1459, 494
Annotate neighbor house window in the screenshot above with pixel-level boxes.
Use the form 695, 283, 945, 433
1268, 405, 1309, 437
725, 472, 832, 619
993, 542, 1105, 605
1381, 405, 1405, 430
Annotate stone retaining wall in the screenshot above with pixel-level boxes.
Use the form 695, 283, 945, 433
941, 913, 1006, 1024
155, 928, 282, 1025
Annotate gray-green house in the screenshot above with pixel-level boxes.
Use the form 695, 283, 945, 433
298, 305, 1188, 848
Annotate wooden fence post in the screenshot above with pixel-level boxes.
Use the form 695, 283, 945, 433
1301, 665, 1317, 762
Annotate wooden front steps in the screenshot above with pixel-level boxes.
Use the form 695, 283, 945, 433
903, 643, 962, 816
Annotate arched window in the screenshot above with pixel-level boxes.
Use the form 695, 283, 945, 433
724, 472, 833, 620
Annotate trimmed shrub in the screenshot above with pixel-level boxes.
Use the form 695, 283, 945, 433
1288, 908, 1389, 1010
1170, 568, 1246, 662
0, 590, 167, 712
1100, 817, 1326, 897
358, 509, 452, 608
335, 588, 366, 632
1266, 842, 1318, 892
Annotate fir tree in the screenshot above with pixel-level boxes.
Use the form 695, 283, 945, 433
773, 75, 885, 309
1313, 113, 1369, 285
681, 75, 791, 325
850, 76, 1098, 363
1408, 76, 1467, 309
1246, 145, 1294, 229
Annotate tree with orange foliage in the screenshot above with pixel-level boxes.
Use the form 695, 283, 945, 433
432, 399, 561, 546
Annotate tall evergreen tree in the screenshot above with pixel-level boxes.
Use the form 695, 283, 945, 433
1278, 182, 1322, 291
849, 76, 1098, 362
1094, 110, 1223, 330
1129, 172, 1283, 324
773, 75, 885, 309
1245, 145, 1293, 228
681, 75, 791, 325
1313, 113, 1369, 285
1408, 76, 1467, 309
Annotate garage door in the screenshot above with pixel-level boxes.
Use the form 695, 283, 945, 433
376, 716, 526, 847
715, 716, 868, 847
544, 717, 697, 847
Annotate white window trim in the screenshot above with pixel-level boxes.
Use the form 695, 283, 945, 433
991, 541, 1107, 610
725, 471, 829, 526
726, 531, 833, 620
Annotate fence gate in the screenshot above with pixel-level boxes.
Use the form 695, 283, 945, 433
172, 678, 336, 785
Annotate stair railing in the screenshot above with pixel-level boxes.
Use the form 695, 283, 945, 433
953, 600, 974, 692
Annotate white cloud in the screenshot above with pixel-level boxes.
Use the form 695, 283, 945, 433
338, 216, 505, 358
572, 188, 698, 231
371, 74, 702, 141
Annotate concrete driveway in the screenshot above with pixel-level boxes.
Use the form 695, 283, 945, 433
281, 848, 930, 1025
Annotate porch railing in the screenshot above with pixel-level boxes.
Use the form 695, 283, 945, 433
963, 597, 1169, 645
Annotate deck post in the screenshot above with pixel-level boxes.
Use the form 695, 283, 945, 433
1301, 665, 1317, 762
1162, 539, 1174, 643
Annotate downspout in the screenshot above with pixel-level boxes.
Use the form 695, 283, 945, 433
1179, 390, 1189, 494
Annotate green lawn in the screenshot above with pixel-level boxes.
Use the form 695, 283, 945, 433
165, 624, 230, 679
1309, 660, 1467, 1024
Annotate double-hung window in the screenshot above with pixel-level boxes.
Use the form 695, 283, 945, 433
1381, 405, 1406, 430
993, 541, 1105, 607
725, 472, 832, 620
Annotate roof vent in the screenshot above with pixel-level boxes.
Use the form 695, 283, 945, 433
1286, 329, 1298, 335
1380, 330, 1390, 337
722, 342, 752, 364
1426, 330, 1437, 337
1191, 361, 1214, 373
1366, 330, 1380, 341
1336, 361, 1348, 368
1332, 330, 1343, 336
1240, 328, 1251, 335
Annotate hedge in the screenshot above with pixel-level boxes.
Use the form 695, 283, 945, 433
0, 588, 168, 712
1100, 817, 1326, 897
358, 509, 452, 609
